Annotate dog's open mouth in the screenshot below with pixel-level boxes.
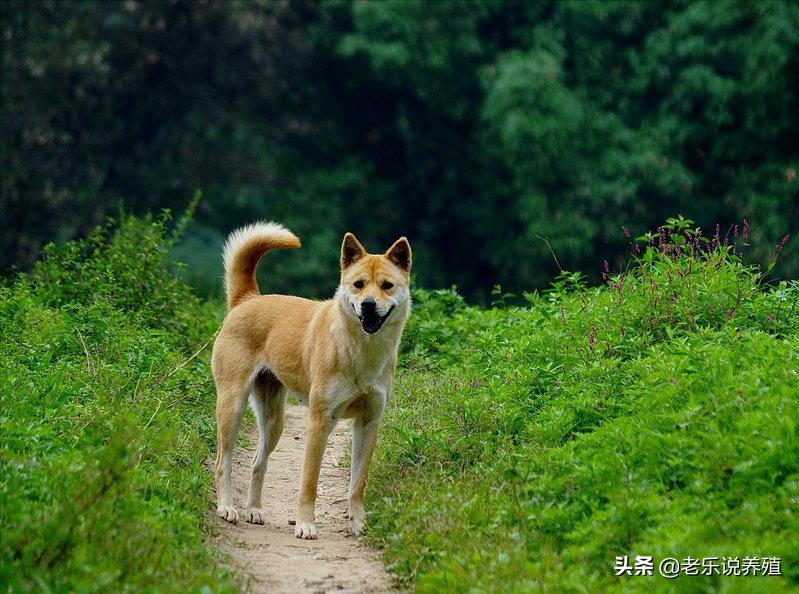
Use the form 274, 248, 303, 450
358, 305, 395, 334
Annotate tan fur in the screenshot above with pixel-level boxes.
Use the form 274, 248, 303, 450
212, 222, 412, 539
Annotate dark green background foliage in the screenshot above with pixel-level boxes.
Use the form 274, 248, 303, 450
0, 217, 236, 592
369, 221, 799, 592
2, 0, 798, 301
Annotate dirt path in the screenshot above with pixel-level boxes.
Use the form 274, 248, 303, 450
213, 404, 398, 594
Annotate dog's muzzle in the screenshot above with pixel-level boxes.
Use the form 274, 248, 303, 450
357, 298, 395, 334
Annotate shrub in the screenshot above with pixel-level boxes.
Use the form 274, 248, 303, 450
0, 216, 234, 592
372, 219, 799, 592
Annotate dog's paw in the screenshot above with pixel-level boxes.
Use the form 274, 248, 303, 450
244, 508, 266, 525
348, 502, 365, 536
217, 505, 239, 524
294, 520, 318, 539
349, 516, 364, 537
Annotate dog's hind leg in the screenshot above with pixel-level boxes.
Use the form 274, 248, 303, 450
245, 373, 286, 524
214, 373, 251, 524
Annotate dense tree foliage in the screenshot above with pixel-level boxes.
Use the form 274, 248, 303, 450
2, 0, 798, 300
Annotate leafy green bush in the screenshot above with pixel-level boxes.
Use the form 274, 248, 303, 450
0, 216, 234, 592
369, 219, 799, 592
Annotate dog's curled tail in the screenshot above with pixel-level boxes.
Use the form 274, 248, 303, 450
222, 221, 301, 309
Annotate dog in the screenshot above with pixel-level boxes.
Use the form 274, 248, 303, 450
212, 222, 411, 539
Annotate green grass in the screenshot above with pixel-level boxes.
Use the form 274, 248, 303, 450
0, 216, 236, 592
367, 219, 799, 592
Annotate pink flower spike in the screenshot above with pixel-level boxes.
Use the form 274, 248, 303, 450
776, 234, 790, 256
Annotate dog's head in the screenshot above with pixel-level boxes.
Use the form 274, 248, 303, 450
338, 233, 412, 335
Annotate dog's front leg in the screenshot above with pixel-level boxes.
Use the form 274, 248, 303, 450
295, 404, 336, 539
348, 400, 385, 536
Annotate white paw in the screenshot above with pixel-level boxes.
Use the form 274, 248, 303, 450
244, 508, 266, 525
217, 505, 239, 524
294, 520, 318, 539
348, 502, 365, 536
349, 516, 364, 536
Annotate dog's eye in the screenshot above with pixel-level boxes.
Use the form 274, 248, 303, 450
381, 281, 394, 290
353, 280, 364, 289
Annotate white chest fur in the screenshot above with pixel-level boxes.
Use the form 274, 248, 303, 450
344, 329, 397, 392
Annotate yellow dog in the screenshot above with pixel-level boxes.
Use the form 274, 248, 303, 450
212, 222, 411, 539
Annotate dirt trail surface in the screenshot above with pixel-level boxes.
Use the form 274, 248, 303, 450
213, 404, 399, 594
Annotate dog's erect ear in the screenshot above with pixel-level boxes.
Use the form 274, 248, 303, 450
385, 237, 412, 272
341, 232, 367, 269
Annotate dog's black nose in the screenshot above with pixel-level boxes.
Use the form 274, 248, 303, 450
361, 297, 376, 314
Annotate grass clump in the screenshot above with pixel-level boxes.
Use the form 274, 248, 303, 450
368, 217, 799, 592
0, 215, 234, 592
